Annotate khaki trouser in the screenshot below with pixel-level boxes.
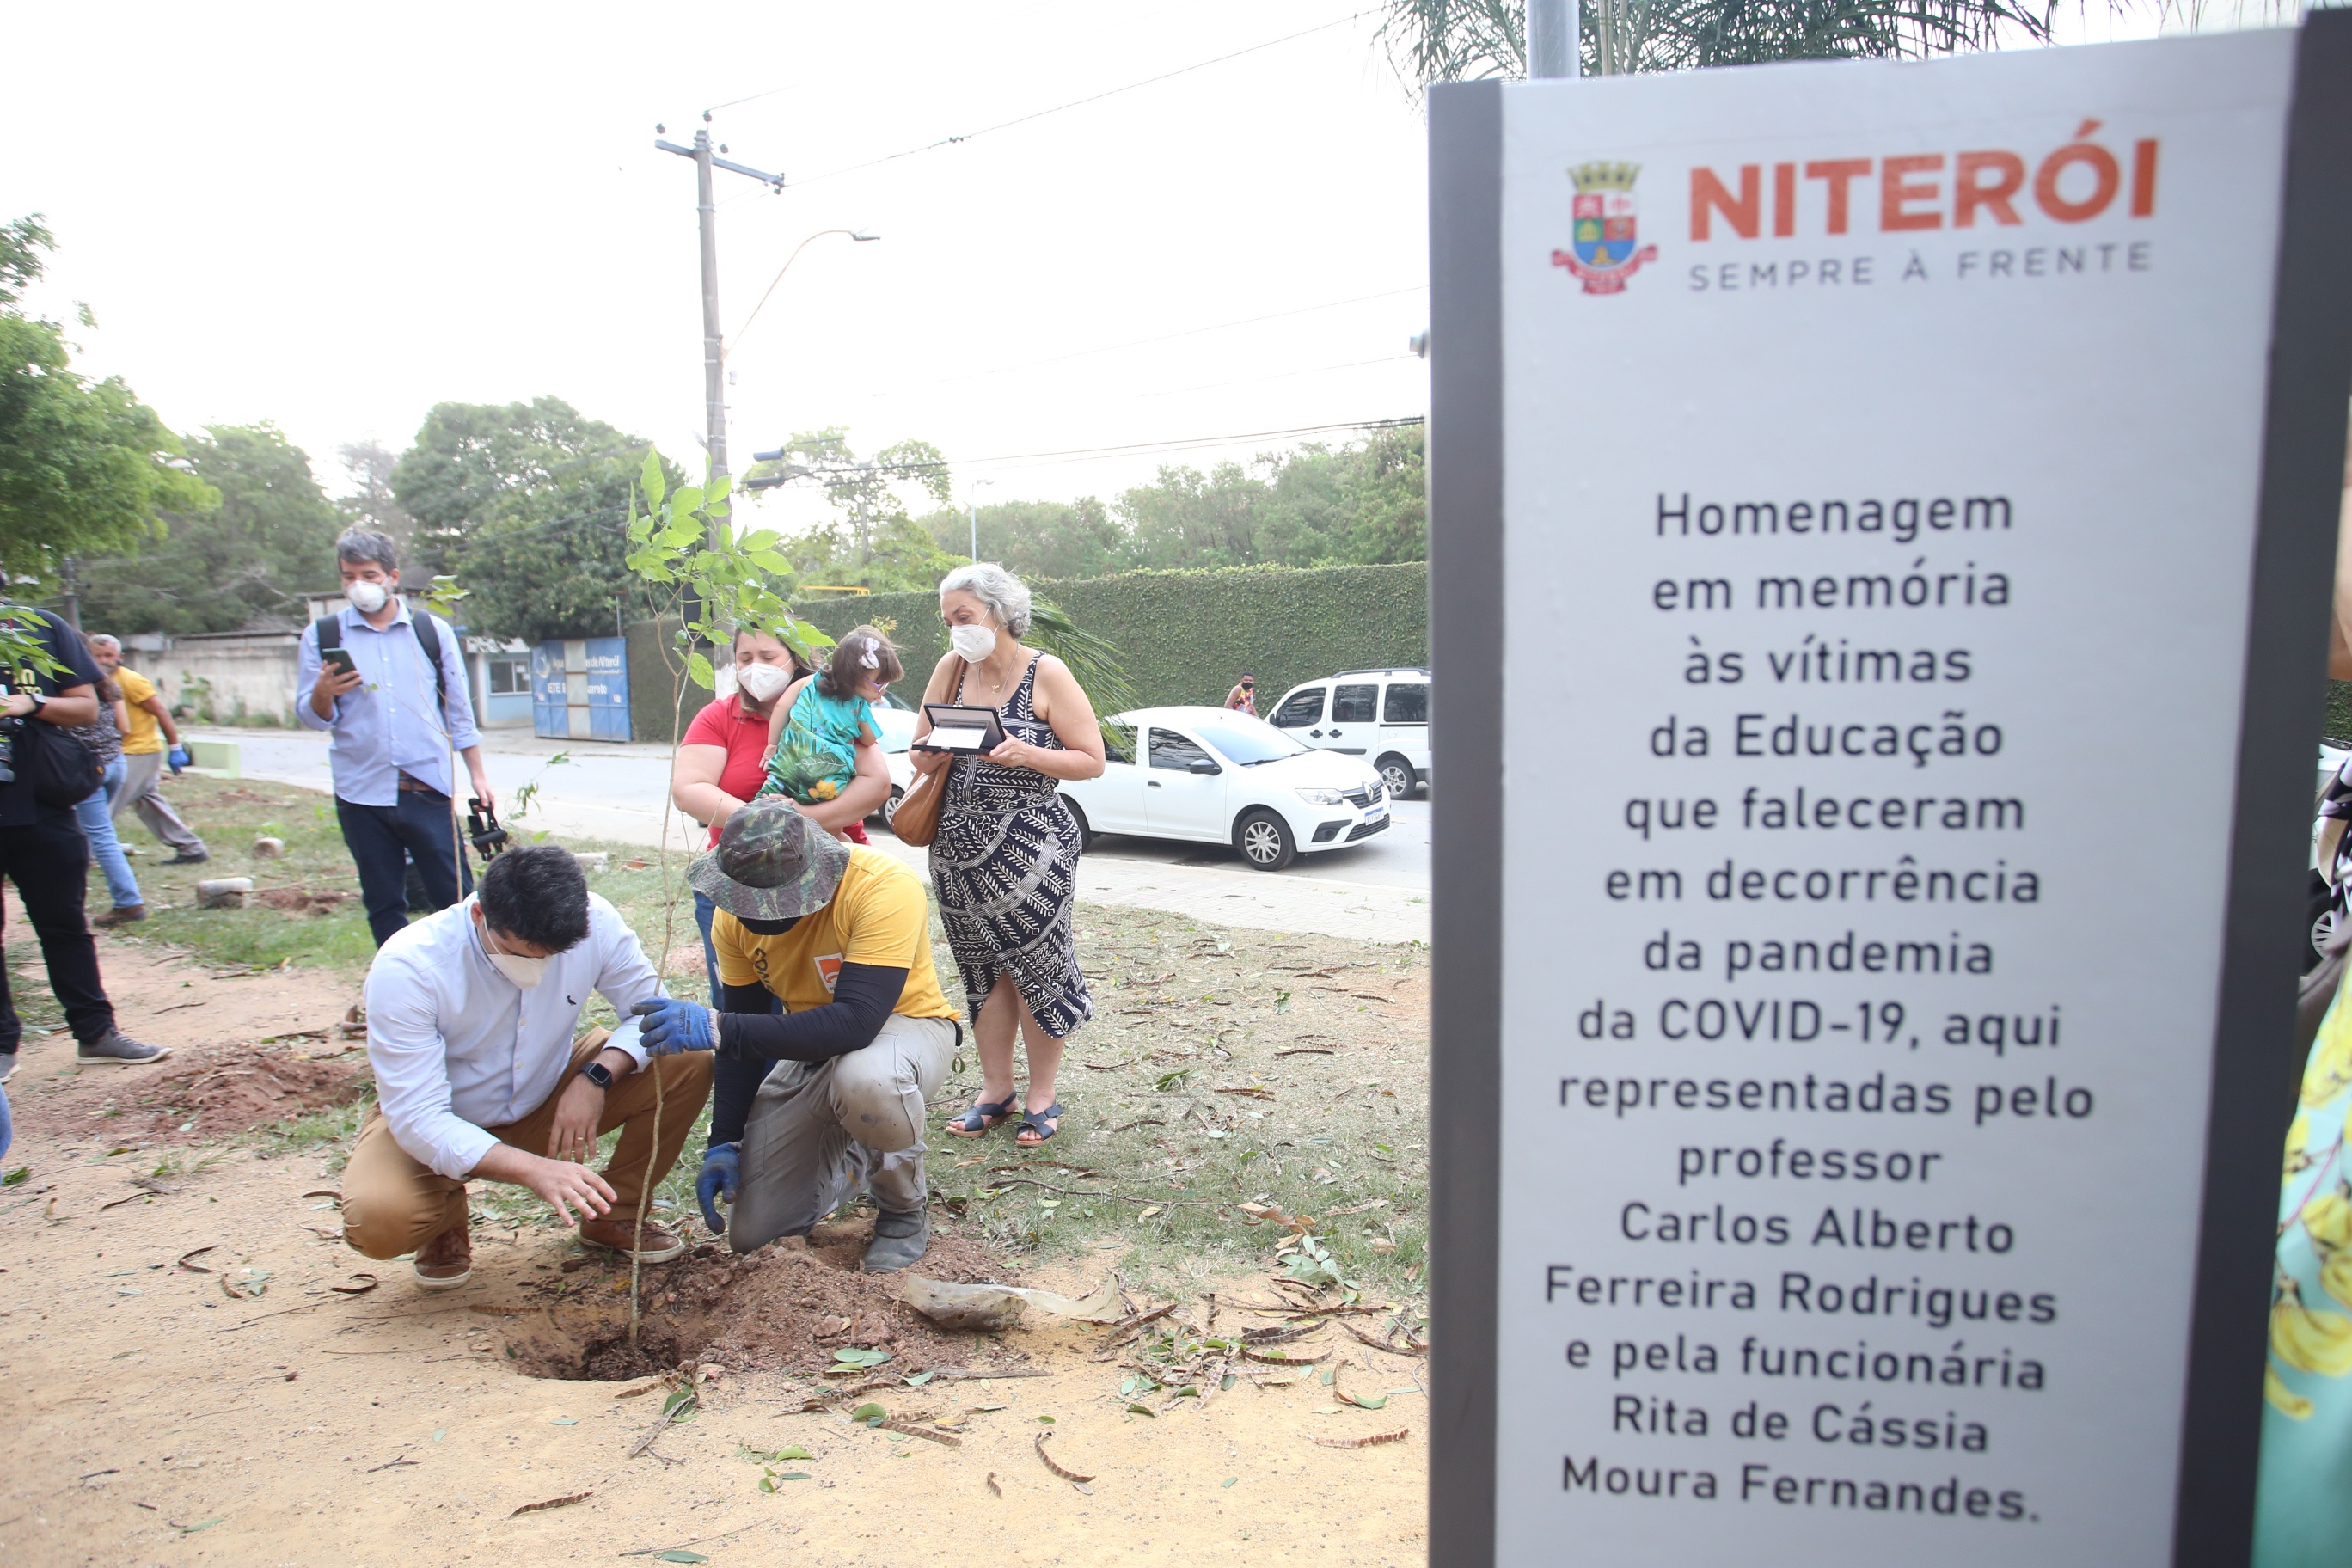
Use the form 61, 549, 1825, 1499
728, 1014, 959, 1255
342, 1030, 713, 1259
112, 750, 205, 857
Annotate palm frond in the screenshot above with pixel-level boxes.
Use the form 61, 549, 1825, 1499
1026, 598, 1142, 720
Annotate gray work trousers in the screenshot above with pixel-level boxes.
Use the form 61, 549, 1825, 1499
727, 1013, 959, 1255
111, 751, 205, 856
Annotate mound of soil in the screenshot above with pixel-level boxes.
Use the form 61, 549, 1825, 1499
118, 1048, 369, 1144
511, 1218, 1029, 1382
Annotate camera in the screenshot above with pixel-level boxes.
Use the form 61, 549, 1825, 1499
467, 797, 509, 860
0, 715, 21, 786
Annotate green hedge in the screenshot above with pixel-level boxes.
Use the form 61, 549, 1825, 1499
794, 562, 1429, 714
623, 563, 1428, 741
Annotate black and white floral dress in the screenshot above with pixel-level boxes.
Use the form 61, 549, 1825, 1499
929, 655, 1093, 1038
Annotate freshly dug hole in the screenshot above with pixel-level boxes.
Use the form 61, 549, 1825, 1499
506, 1216, 1024, 1381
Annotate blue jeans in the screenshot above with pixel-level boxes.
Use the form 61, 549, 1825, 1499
337, 791, 473, 948
694, 891, 781, 1014
74, 759, 142, 910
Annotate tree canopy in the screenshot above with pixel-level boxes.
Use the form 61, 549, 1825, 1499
915, 424, 1426, 580
745, 428, 962, 593
1379, 0, 2057, 82
0, 214, 215, 595
390, 396, 676, 645
79, 423, 341, 636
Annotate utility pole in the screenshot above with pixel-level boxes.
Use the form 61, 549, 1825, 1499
58, 556, 80, 632
1528, 0, 1577, 78
655, 115, 785, 547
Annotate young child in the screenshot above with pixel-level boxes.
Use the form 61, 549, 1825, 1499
760, 626, 903, 829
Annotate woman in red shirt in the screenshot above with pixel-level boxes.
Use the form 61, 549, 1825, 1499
670, 627, 890, 1000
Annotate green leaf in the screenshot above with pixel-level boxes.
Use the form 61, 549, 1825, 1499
1, 1167, 27, 1186
1222, 1476, 1239, 1489
670, 485, 707, 518
775, 1446, 815, 1461
904, 1371, 935, 1387
1036, 1414, 1055, 1424
177, 1518, 223, 1534
654, 1553, 710, 1564
662, 1387, 700, 1421
1220, 1373, 1238, 1391
640, 450, 667, 511
832, 1347, 891, 1367
1125, 1403, 1155, 1417
687, 652, 716, 691
851, 1402, 886, 1426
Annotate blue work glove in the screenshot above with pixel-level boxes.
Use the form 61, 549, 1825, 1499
629, 996, 715, 1056
168, 745, 191, 775
696, 1142, 740, 1234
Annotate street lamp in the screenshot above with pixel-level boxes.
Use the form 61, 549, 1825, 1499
726, 229, 880, 362
966, 478, 995, 561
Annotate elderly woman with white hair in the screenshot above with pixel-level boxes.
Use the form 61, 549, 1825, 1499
913, 562, 1106, 1146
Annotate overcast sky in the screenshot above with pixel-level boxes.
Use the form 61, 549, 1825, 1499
5, 0, 2171, 531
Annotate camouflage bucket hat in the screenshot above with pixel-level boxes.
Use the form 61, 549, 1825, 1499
689, 798, 852, 921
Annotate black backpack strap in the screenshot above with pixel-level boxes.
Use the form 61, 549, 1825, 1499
408, 609, 449, 714
312, 613, 341, 654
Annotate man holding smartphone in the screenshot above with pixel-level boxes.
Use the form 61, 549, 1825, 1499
297, 529, 495, 947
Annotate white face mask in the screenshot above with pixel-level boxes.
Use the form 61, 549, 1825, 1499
734, 661, 793, 702
949, 623, 997, 663
345, 579, 390, 614
477, 914, 549, 989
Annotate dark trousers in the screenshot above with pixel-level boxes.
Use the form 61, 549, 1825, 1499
0, 812, 115, 1050
338, 791, 473, 948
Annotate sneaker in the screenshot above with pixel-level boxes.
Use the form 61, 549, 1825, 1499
413, 1223, 474, 1290
92, 904, 147, 928
163, 851, 210, 867
75, 1029, 170, 1068
0, 1051, 15, 1084
861, 1204, 930, 1273
579, 1216, 688, 1263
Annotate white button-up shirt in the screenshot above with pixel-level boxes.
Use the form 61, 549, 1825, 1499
365, 892, 665, 1179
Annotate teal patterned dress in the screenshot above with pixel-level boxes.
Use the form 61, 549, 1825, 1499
2256, 965, 2352, 1565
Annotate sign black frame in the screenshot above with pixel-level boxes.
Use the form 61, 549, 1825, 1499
1424, 19, 2352, 1565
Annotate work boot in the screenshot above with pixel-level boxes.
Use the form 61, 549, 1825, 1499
862, 1204, 930, 1273
93, 904, 147, 928
413, 1223, 474, 1290
76, 1029, 169, 1067
164, 851, 210, 867
579, 1216, 687, 1263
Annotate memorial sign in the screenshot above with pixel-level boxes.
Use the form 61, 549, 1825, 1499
1427, 21, 2352, 1565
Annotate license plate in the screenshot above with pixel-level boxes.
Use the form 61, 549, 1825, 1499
1363, 806, 1387, 822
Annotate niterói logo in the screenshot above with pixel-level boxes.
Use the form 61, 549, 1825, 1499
1552, 161, 1660, 295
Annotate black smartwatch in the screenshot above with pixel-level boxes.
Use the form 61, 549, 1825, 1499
578, 1059, 616, 1091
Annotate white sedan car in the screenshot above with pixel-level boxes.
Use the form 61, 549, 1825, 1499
1057, 706, 1389, 871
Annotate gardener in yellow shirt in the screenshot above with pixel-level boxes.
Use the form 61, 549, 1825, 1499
87, 636, 208, 865
628, 798, 960, 1271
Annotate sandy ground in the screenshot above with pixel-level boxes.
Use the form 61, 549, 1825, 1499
0, 919, 1431, 1567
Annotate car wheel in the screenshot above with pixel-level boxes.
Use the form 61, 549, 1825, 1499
1062, 796, 1093, 854
1235, 809, 1296, 872
880, 785, 905, 830
1376, 754, 1418, 801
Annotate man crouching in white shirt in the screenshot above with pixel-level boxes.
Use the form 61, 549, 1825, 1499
341, 844, 712, 1288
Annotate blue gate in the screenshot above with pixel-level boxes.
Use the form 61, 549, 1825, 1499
530, 638, 631, 741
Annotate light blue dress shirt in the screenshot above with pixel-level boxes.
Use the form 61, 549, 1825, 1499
364, 894, 660, 1178
296, 603, 481, 805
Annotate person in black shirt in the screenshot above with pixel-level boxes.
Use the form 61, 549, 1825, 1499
0, 609, 168, 1081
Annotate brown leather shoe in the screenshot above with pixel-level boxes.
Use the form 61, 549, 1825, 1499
412, 1223, 474, 1290
92, 904, 146, 928
579, 1216, 687, 1263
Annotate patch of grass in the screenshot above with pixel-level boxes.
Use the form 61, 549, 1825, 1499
248, 1087, 375, 1168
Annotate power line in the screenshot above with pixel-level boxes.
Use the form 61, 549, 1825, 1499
772, 9, 1378, 193
750, 415, 1423, 487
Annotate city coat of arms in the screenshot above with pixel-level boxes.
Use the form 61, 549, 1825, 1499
1552, 161, 1659, 295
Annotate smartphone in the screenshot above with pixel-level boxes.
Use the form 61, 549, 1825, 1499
319, 648, 358, 680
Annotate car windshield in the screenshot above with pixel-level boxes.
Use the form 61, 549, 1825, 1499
1189, 714, 1310, 766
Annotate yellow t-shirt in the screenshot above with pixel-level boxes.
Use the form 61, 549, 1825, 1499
713, 848, 958, 1020
115, 666, 163, 755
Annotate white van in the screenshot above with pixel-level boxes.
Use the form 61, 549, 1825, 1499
1264, 667, 1430, 799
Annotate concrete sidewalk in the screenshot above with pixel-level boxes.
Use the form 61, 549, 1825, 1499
184, 726, 1432, 946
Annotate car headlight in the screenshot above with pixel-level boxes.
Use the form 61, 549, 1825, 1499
1295, 787, 1349, 806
